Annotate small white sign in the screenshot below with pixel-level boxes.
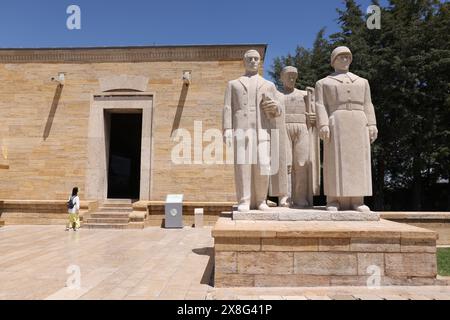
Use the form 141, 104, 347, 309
166, 194, 184, 203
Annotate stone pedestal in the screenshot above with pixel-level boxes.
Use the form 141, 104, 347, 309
212, 217, 440, 287
233, 207, 380, 221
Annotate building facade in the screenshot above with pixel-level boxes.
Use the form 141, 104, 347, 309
0, 45, 266, 203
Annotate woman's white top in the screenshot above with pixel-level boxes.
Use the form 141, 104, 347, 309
68, 195, 80, 214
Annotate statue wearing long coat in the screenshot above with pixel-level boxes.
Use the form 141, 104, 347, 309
315, 72, 377, 197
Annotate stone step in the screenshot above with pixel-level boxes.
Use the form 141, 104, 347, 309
102, 199, 133, 205
98, 206, 132, 213
90, 213, 130, 219
83, 223, 129, 230
0, 217, 69, 225
127, 222, 145, 230
101, 203, 134, 208
86, 218, 130, 224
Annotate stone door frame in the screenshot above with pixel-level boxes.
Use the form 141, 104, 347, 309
85, 92, 154, 201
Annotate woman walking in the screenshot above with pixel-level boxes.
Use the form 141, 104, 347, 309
66, 187, 80, 231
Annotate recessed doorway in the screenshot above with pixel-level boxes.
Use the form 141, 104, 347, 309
86, 93, 153, 201
107, 112, 142, 199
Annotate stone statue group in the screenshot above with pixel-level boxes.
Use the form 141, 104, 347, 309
223, 46, 378, 213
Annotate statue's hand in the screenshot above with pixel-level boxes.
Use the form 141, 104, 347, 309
306, 112, 317, 127
369, 125, 378, 144
287, 165, 292, 175
319, 126, 330, 142
260, 97, 279, 118
223, 129, 233, 148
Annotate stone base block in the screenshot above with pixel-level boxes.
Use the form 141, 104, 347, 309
380, 212, 450, 246
0, 200, 98, 225
212, 217, 439, 287
233, 207, 380, 222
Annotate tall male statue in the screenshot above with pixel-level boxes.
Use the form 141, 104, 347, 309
278, 66, 320, 208
315, 46, 378, 212
223, 50, 282, 212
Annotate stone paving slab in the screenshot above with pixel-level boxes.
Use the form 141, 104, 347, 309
0, 225, 213, 300
207, 286, 450, 300
0, 225, 449, 300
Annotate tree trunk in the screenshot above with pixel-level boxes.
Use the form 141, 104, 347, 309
374, 154, 385, 211
412, 156, 422, 211
447, 183, 450, 211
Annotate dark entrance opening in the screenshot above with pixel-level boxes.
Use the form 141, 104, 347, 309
107, 113, 142, 199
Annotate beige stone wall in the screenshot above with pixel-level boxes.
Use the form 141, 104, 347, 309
0, 46, 261, 202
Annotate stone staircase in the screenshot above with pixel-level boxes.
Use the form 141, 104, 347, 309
84, 199, 133, 230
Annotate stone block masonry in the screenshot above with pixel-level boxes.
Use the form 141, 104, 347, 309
212, 218, 441, 287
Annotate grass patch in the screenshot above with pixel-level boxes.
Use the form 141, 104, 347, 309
438, 248, 450, 276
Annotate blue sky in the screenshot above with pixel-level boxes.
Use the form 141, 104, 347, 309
0, 0, 385, 73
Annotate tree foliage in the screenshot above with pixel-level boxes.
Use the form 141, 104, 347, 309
271, 0, 450, 210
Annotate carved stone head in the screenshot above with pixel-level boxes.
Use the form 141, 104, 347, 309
331, 46, 353, 72
243, 50, 261, 74
280, 66, 298, 91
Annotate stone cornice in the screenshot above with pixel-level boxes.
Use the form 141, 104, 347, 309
0, 44, 267, 63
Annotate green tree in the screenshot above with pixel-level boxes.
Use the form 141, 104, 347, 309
271, 0, 450, 211
269, 29, 331, 90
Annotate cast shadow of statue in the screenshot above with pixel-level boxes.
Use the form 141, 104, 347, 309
43, 84, 63, 141
0, 200, 4, 223
170, 83, 189, 138
192, 247, 215, 286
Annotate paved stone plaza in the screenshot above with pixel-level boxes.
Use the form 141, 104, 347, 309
0, 225, 449, 300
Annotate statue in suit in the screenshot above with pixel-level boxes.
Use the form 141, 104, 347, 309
223, 50, 282, 212
315, 46, 378, 212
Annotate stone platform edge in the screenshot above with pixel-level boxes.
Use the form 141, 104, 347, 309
212, 217, 438, 239
233, 208, 380, 222
0, 200, 99, 226
212, 217, 441, 287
